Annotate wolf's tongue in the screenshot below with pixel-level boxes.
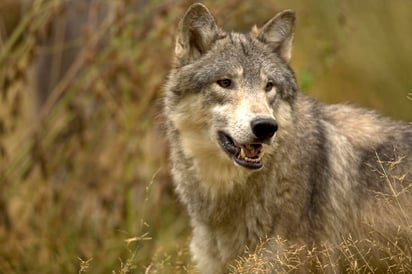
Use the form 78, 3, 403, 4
240, 144, 261, 158
233, 140, 262, 158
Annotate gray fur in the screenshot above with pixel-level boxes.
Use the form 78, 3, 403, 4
164, 3, 412, 273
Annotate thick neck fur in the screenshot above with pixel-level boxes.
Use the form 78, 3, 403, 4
168, 90, 412, 240
167, 89, 412, 273
167, 94, 311, 234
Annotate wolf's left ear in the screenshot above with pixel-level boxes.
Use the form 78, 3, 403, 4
256, 10, 295, 63
175, 3, 221, 65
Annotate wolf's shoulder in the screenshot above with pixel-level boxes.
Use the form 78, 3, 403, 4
294, 93, 411, 149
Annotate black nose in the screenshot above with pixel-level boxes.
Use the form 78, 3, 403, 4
251, 118, 278, 141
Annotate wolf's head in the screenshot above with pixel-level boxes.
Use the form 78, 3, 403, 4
165, 3, 298, 176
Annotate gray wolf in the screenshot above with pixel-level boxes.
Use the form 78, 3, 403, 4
164, 3, 412, 273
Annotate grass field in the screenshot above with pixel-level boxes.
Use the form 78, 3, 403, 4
0, 0, 411, 273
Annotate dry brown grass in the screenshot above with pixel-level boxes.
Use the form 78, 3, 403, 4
232, 221, 412, 273
0, 0, 191, 273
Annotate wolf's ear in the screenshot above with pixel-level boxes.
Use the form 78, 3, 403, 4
256, 10, 295, 63
175, 3, 221, 64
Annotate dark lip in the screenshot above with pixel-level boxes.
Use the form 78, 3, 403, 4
217, 131, 263, 170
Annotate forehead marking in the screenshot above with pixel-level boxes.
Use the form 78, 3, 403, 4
240, 37, 249, 56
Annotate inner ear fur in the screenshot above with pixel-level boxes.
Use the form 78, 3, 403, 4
256, 10, 296, 63
174, 3, 223, 65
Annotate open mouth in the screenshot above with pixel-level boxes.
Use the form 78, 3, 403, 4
217, 131, 264, 169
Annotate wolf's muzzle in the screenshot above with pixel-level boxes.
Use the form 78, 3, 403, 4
217, 131, 264, 169
251, 118, 278, 143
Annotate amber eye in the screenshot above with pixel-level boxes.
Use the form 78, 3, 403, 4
265, 82, 274, 92
217, 79, 233, 89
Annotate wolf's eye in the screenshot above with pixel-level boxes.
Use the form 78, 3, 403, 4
217, 79, 233, 89
265, 82, 274, 92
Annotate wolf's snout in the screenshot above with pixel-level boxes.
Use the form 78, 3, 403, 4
251, 118, 278, 141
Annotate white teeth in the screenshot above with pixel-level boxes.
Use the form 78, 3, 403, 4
240, 148, 246, 159
239, 148, 264, 162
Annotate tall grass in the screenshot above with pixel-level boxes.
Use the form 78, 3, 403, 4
0, 0, 411, 273
0, 0, 192, 273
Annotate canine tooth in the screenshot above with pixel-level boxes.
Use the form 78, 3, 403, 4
240, 148, 246, 159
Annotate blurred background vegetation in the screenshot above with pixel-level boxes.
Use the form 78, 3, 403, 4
0, 0, 410, 273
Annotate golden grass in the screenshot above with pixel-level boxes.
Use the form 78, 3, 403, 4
0, 0, 190, 273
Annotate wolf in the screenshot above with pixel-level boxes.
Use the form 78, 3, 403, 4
164, 3, 412, 273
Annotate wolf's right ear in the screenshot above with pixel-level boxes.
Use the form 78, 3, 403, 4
174, 3, 221, 65
256, 10, 295, 63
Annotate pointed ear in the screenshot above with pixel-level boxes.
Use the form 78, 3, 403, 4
256, 10, 295, 63
174, 3, 221, 65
